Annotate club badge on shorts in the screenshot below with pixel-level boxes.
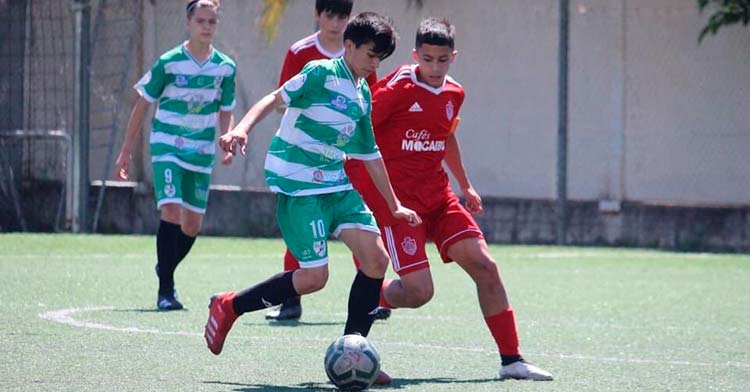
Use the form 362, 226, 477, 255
314, 240, 326, 257
401, 236, 417, 256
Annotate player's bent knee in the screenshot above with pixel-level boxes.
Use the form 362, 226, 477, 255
294, 268, 329, 294
182, 224, 201, 237
410, 285, 434, 307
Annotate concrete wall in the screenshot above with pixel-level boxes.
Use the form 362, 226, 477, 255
85, 184, 749, 253
130, 0, 749, 207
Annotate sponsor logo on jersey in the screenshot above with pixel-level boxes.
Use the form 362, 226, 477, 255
336, 124, 355, 147
313, 240, 326, 257
446, 100, 455, 121
401, 129, 446, 152
401, 236, 417, 256
175, 137, 185, 149
312, 169, 347, 184
331, 95, 348, 111
175, 75, 188, 87
312, 169, 324, 183
164, 184, 176, 198
408, 102, 423, 112
187, 94, 205, 114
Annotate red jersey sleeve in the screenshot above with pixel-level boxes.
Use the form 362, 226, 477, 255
278, 49, 303, 88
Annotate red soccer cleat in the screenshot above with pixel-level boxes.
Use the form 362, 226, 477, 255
374, 369, 392, 385
204, 292, 238, 355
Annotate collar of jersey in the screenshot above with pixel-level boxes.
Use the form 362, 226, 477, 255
337, 57, 361, 88
182, 43, 214, 68
411, 64, 446, 95
314, 32, 345, 59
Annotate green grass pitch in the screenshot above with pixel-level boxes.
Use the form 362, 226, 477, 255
1, 233, 748, 391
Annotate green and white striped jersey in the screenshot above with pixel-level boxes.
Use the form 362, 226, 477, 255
135, 43, 236, 174
266, 58, 381, 196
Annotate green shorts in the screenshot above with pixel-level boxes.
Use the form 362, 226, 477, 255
276, 190, 379, 268
152, 161, 211, 214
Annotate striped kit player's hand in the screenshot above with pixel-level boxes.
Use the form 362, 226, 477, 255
219, 129, 248, 156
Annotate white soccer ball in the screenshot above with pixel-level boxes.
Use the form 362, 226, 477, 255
324, 334, 381, 391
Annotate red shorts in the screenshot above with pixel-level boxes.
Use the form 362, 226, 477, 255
378, 193, 484, 276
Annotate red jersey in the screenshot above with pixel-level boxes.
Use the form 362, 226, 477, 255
278, 32, 378, 87
348, 64, 465, 217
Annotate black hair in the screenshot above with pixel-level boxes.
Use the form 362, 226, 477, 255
315, 0, 353, 18
415, 17, 455, 50
343, 12, 397, 60
186, 0, 219, 19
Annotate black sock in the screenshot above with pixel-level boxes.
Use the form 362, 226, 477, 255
156, 220, 181, 295
233, 271, 298, 315
344, 270, 383, 337
501, 354, 524, 366
175, 230, 196, 266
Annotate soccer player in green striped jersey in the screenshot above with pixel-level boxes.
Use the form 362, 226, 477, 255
204, 12, 416, 383
115, 0, 236, 311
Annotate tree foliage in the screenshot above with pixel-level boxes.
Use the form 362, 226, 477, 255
698, 0, 750, 43
260, 0, 287, 44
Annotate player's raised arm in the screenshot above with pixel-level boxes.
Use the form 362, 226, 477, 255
219, 89, 284, 156
361, 158, 422, 226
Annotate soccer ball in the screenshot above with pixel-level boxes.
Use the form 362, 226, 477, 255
324, 334, 381, 391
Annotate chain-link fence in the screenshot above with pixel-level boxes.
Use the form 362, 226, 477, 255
0, 0, 141, 231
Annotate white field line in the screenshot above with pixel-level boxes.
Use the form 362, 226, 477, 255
39, 307, 750, 370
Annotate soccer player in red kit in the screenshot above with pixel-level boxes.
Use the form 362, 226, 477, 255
266, 0, 385, 322
347, 17, 554, 381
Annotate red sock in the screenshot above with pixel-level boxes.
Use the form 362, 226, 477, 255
484, 308, 520, 356
283, 249, 300, 272
378, 279, 396, 309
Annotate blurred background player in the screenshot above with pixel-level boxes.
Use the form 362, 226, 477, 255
267, 0, 385, 322
347, 17, 554, 381
204, 12, 411, 385
114, 0, 236, 310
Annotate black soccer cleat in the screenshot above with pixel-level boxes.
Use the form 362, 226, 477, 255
265, 297, 302, 320
157, 290, 184, 311
372, 307, 391, 321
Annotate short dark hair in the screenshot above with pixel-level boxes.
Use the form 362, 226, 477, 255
415, 17, 455, 50
315, 0, 353, 18
344, 12, 397, 60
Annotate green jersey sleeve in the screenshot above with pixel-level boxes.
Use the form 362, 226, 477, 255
347, 88, 381, 161
134, 58, 166, 102
279, 61, 325, 105
220, 66, 236, 111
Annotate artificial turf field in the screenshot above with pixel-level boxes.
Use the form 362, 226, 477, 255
1, 233, 748, 391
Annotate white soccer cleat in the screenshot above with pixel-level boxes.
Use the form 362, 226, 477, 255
499, 361, 554, 381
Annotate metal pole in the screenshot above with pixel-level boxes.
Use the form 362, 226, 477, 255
72, 0, 91, 233
556, 0, 569, 245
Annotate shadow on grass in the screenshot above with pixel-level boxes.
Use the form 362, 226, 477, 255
204, 376, 499, 391
111, 308, 190, 313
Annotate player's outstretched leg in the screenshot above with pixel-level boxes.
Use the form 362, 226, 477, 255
451, 237, 553, 381
204, 292, 238, 355
266, 250, 303, 320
